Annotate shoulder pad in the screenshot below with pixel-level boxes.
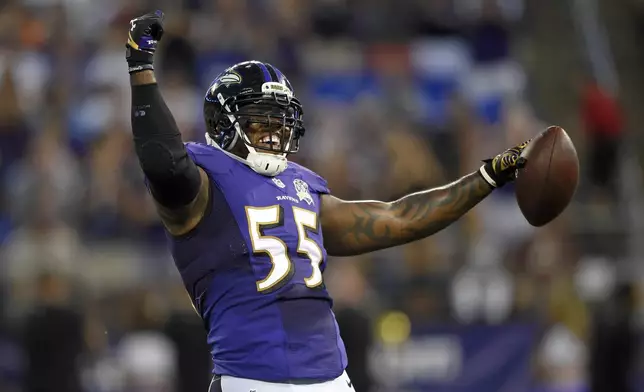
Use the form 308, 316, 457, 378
184, 142, 235, 175
287, 162, 330, 194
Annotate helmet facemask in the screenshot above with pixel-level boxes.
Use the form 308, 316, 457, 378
205, 84, 305, 176
237, 105, 301, 152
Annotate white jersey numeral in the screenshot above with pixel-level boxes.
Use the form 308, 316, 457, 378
245, 205, 324, 292
293, 207, 324, 288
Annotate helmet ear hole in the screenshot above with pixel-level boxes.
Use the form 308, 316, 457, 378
219, 115, 233, 129
204, 102, 220, 133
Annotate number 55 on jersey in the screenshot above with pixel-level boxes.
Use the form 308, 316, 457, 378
167, 142, 345, 383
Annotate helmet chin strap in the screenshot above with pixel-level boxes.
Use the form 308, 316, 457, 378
205, 133, 288, 177
243, 145, 288, 177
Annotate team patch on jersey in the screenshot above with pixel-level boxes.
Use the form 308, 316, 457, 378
293, 179, 314, 205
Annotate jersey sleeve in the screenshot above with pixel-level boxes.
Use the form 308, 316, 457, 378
184, 142, 198, 161
184, 142, 208, 165
184, 142, 234, 175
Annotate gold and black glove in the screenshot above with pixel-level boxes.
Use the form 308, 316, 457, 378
126, 10, 165, 74
479, 140, 530, 188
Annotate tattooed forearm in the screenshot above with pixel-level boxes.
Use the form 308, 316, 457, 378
322, 171, 493, 256
391, 172, 493, 239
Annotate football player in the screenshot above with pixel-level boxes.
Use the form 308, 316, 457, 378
126, 11, 529, 392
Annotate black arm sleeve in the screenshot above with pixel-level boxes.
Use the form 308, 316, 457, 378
131, 83, 202, 208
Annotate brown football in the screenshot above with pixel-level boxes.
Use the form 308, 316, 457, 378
515, 126, 580, 227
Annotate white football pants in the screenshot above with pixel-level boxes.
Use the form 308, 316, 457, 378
209, 371, 356, 392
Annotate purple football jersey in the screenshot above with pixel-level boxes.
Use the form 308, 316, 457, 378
166, 142, 347, 382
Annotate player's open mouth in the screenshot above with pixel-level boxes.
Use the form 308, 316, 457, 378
258, 134, 281, 149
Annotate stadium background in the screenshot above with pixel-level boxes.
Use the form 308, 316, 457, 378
0, 0, 642, 391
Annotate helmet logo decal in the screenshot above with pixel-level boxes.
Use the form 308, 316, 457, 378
217, 71, 242, 87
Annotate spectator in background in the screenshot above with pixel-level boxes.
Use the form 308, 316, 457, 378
589, 283, 636, 392
158, 13, 197, 86
328, 262, 374, 392
0, 283, 23, 392
581, 81, 623, 201
0, 67, 30, 244
1, 123, 85, 303
310, 0, 354, 40
116, 289, 176, 392
5, 121, 84, 228
83, 20, 131, 125
458, 0, 526, 129
409, 0, 470, 137
0, 4, 52, 121
82, 127, 131, 239
163, 284, 212, 392
22, 272, 84, 392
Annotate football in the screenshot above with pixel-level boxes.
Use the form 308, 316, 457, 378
515, 126, 580, 227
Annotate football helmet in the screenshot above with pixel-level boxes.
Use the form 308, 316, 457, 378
204, 60, 305, 176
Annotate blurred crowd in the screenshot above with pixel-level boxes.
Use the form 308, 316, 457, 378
0, 0, 634, 391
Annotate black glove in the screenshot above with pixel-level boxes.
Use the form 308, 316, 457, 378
126, 10, 165, 74
479, 139, 530, 188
